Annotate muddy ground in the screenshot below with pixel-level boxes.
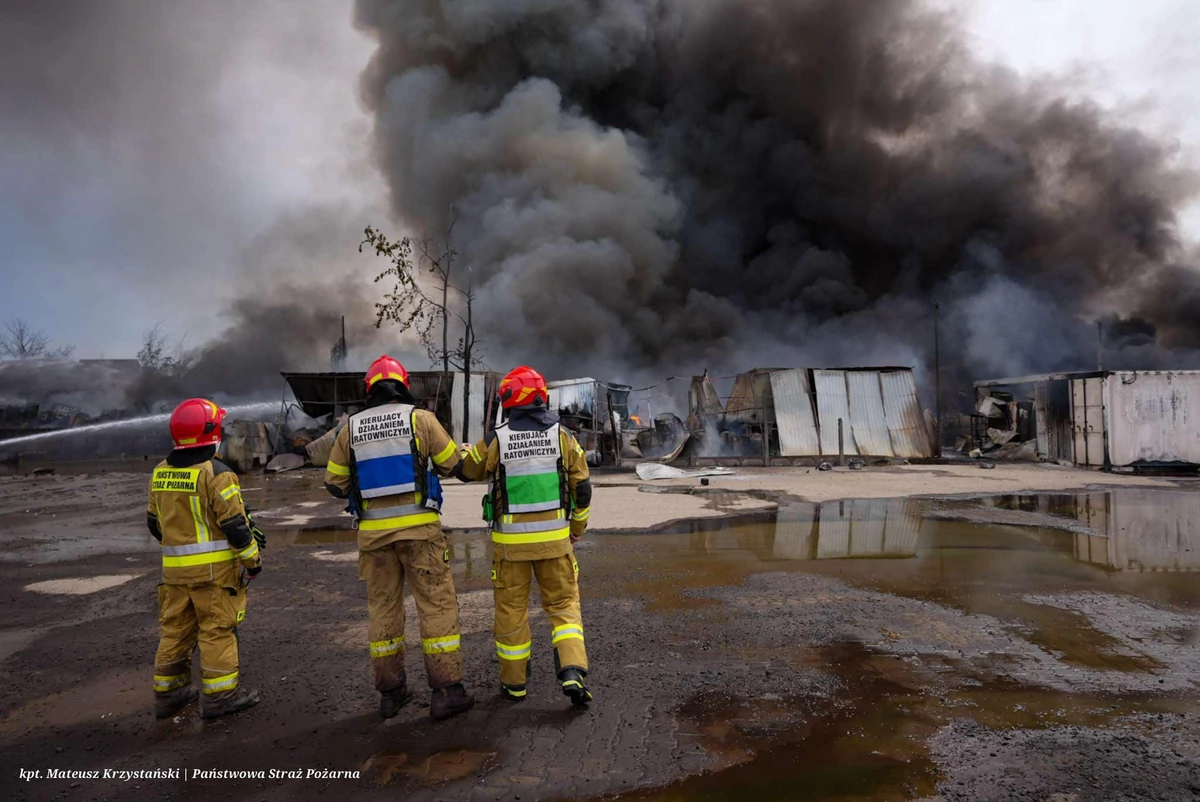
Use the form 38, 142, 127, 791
1, 464, 1199, 801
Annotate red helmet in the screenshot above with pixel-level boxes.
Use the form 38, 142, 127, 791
365, 355, 410, 393
169, 398, 226, 449
499, 366, 549, 409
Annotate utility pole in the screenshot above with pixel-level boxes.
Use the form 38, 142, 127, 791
330, 315, 348, 371
934, 302, 942, 458
1096, 320, 1103, 372
461, 267, 474, 443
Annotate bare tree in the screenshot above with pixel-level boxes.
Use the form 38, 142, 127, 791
0, 318, 74, 360
361, 220, 487, 441
137, 323, 194, 377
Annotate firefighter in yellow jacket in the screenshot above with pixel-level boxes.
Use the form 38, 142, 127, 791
324, 355, 474, 721
456, 366, 594, 707
148, 398, 265, 720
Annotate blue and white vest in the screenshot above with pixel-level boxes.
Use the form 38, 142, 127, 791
348, 404, 443, 517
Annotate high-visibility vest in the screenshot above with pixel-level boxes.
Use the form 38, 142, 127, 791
490, 423, 569, 544
348, 404, 443, 531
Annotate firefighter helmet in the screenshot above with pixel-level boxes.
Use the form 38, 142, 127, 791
169, 398, 226, 449
498, 366, 549, 409
365, 355, 410, 393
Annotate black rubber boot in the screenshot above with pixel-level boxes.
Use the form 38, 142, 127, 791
154, 687, 199, 719
380, 684, 414, 720
430, 683, 475, 721
500, 684, 527, 702
559, 668, 592, 709
201, 688, 261, 719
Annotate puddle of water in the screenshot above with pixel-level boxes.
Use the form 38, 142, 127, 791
986, 488, 1200, 574
582, 645, 937, 802
23, 574, 142, 595
0, 627, 43, 663
585, 643, 1198, 802
363, 748, 496, 786
593, 489, 1200, 666
0, 668, 145, 737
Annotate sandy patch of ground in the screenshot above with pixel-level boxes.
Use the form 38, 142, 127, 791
23, 574, 142, 595
598, 463, 1171, 503
439, 483, 776, 532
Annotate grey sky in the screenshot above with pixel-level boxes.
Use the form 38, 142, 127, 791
959, 0, 1200, 230
1, 0, 1197, 359
0, 1, 381, 358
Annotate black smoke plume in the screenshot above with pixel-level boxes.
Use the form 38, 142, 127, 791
125, 210, 396, 409
354, 0, 1200, 386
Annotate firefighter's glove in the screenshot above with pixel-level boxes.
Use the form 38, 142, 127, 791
245, 565, 262, 581
248, 513, 267, 551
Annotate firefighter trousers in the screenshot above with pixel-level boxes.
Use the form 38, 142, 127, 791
154, 580, 247, 702
492, 550, 587, 688
358, 532, 463, 692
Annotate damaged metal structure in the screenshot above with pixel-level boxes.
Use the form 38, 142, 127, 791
278, 370, 503, 467
973, 370, 1200, 471
543, 378, 631, 466
676, 367, 934, 466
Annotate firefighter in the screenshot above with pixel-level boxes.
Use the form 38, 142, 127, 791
455, 366, 593, 707
324, 355, 474, 721
148, 398, 265, 720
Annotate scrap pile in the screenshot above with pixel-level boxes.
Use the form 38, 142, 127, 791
957, 389, 1038, 461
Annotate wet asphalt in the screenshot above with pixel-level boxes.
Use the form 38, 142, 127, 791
1, 471, 1199, 801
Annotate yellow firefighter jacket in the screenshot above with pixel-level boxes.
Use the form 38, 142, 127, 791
146, 456, 262, 586
324, 405, 461, 552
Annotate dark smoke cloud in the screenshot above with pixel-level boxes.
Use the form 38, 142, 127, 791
124, 209, 410, 407
354, 0, 1200, 386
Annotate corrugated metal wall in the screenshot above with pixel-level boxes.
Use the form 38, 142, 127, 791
814, 370, 857, 456
1105, 372, 1200, 466
771, 368, 932, 458
880, 371, 933, 458
769, 370, 820, 456
846, 373, 892, 457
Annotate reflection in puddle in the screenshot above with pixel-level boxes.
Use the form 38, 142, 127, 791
597, 644, 1194, 802
988, 489, 1200, 572
650, 489, 1200, 589
661, 500, 923, 562
772, 499, 921, 560
599, 488, 1200, 663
